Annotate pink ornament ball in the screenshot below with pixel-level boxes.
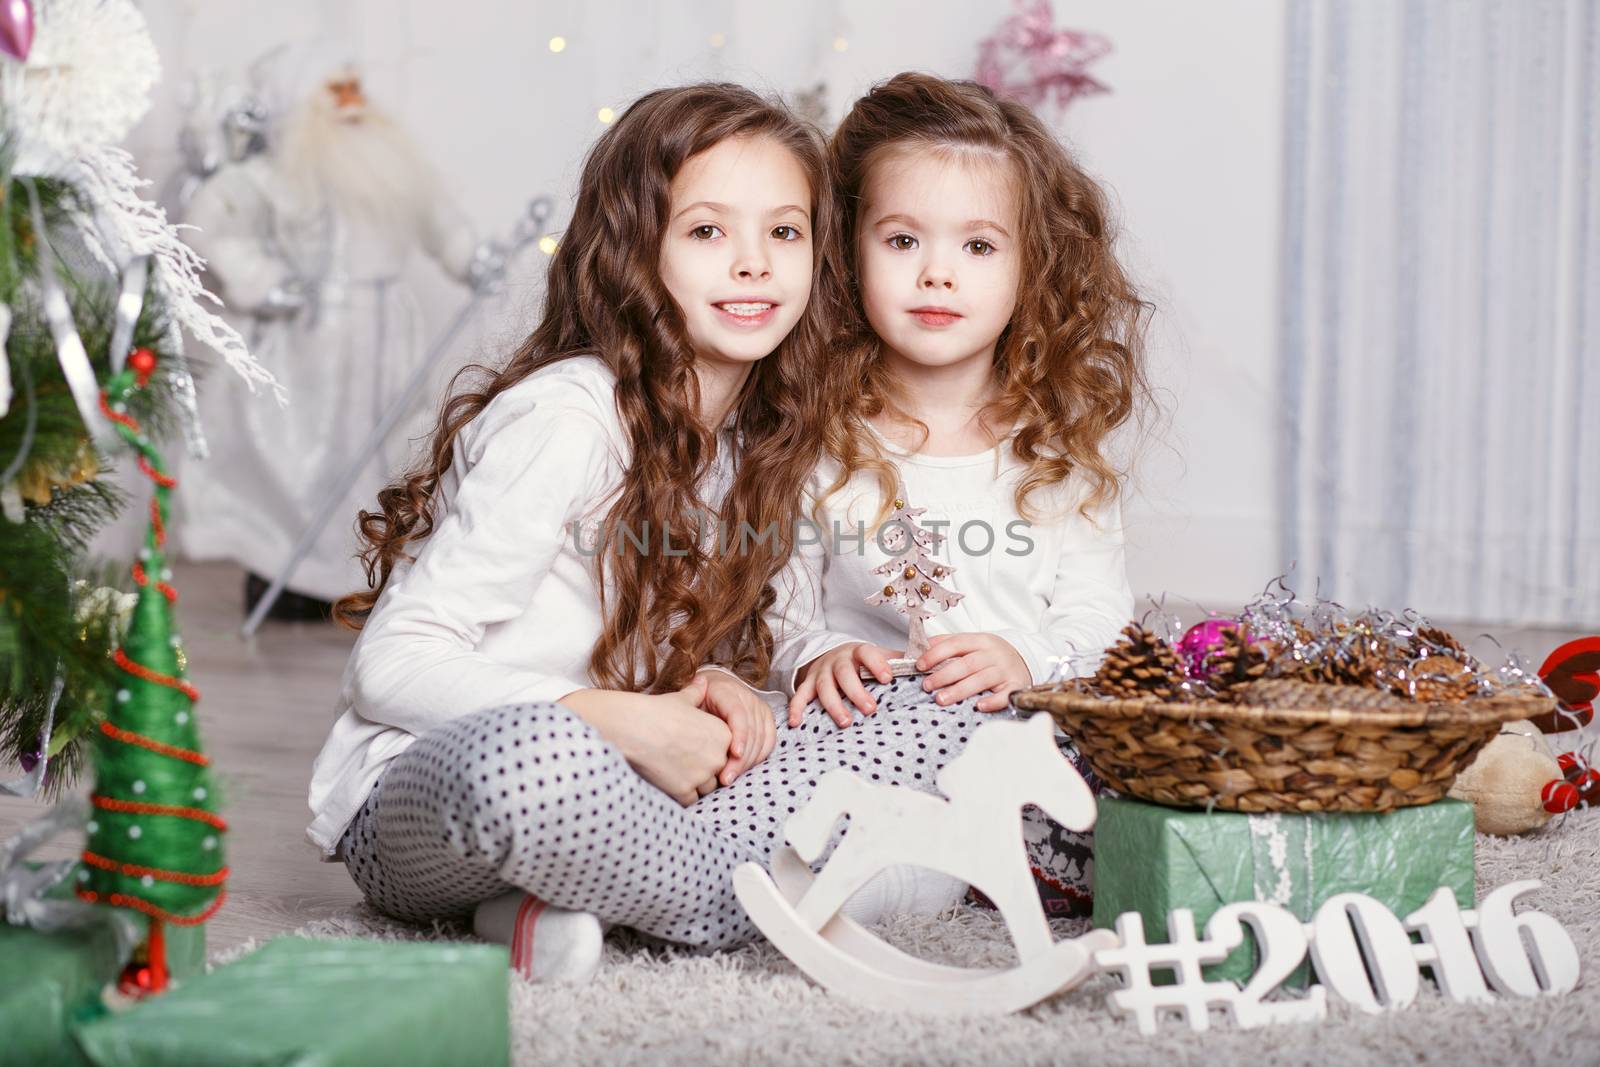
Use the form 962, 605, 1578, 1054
1178, 618, 1239, 679
0, 0, 33, 63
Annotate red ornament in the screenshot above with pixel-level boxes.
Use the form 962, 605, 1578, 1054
1542, 779, 1579, 814
129, 347, 157, 385
116, 960, 159, 996
114, 917, 170, 998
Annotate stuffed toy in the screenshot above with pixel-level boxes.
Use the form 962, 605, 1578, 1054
1447, 720, 1582, 835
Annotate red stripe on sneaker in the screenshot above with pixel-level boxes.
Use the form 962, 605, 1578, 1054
511, 896, 548, 978
510, 895, 534, 972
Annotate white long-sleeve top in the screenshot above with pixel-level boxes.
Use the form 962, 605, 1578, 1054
305, 354, 742, 856
763, 425, 1135, 696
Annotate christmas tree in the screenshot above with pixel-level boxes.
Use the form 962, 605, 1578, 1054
866, 495, 965, 660
0, 0, 272, 796
74, 353, 226, 994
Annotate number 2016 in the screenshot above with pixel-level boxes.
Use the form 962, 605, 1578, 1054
1102, 879, 1581, 1033
1305, 878, 1579, 1011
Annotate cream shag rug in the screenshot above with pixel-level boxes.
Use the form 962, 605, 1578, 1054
270, 812, 1598, 1066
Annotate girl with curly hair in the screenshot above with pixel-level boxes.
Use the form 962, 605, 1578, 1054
305, 82, 1001, 983
768, 72, 1153, 917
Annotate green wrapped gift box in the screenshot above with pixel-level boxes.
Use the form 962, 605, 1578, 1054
1091, 795, 1476, 987
0, 867, 204, 1067
73, 937, 510, 1067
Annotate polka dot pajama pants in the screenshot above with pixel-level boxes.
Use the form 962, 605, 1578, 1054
339, 677, 996, 951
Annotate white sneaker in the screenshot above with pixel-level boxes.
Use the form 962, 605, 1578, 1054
473, 891, 603, 984
839, 865, 968, 926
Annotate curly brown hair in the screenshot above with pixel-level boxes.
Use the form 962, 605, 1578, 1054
333, 83, 844, 696
820, 72, 1152, 528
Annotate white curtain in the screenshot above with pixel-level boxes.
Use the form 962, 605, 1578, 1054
1279, 0, 1600, 626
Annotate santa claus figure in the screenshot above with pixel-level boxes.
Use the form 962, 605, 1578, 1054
177, 63, 484, 619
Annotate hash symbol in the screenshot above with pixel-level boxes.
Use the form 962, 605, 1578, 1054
1093, 910, 1237, 1034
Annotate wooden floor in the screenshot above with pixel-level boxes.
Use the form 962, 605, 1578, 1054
0, 561, 364, 952
2, 560, 1586, 955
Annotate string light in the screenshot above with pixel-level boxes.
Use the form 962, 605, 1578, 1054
833, 36, 849, 52
548, 36, 567, 53
538, 236, 558, 255
709, 32, 725, 48
597, 106, 616, 125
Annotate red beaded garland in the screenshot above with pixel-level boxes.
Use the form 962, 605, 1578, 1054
75, 887, 227, 926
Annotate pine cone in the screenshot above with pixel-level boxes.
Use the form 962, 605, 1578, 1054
1400, 654, 1481, 703
1091, 624, 1190, 701
1410, 624, 1480, 670
1329, 633, 1401, 689
1280, 621, 1338, 684
1205, 626, 1272, 701
1237, 679, 1409, 710
1416, 624, 1465, 655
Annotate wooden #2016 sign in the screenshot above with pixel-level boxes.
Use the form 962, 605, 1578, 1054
735, 714, 1582, 1027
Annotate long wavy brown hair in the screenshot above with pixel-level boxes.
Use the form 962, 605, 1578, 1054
333, 84, 843, 695
820, 72, 1152, 527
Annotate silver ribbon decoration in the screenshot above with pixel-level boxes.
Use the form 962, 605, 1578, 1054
104, 259, 216, 463
23, 179, 109, 444
1, 797, 141, 958
107, 255, 149, 378
0, 673, 63, 798
104, 257, 212, 459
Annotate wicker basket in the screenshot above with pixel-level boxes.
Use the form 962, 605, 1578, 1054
1011, 683, 1552, 813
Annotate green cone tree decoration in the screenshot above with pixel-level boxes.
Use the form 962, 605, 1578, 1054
75, 353, 226, 994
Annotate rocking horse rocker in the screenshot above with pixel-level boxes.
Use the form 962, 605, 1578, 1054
733, 713, 1119, 1015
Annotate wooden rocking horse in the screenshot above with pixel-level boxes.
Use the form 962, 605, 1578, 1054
734, 713, 1118, 1015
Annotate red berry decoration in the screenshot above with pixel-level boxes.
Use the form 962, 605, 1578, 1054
128, 347, 157, 385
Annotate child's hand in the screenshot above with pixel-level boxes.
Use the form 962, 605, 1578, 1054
789, 642, 903, 728
915, 633, 1032, 713
627, 676, 732, 806
695, 669, 778, 786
